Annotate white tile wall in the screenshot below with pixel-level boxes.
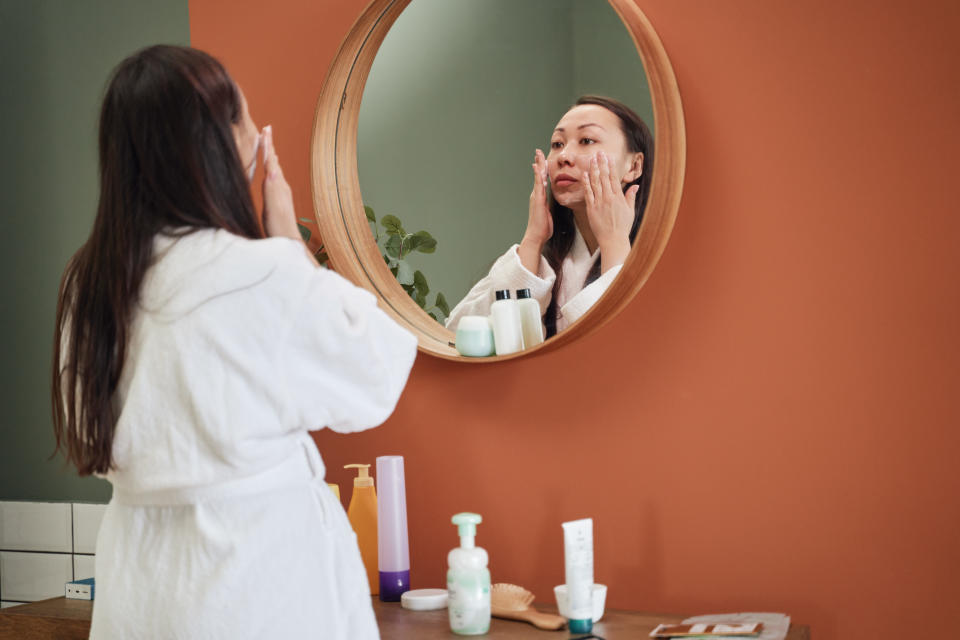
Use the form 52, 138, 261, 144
0, 502, 72, 552
0, 552, 73, 602
73, 554, 95, 581
0, 500, 106, 602
72, 503, 106, 554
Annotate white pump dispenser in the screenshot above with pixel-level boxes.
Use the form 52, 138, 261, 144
447, 513, 490, 635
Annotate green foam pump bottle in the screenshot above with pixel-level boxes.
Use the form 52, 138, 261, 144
447, 513, 491, 635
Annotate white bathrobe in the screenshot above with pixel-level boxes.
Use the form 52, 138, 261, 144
446, 228, 623, 333
86, 228, 417, 640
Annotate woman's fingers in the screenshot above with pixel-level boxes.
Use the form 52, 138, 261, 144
264, 125, 283, 179
539, 149, 548, 186
625, 184, 639, 212
525, 148, 554, 246
260, 125, 299, 240
589, 153, 603, 204
262, 125, 270, 168
531, 149, 546, 192
534, 149, 547, 191
581, 157, 593, 208
602, 151, 620, 196
597, 151, 611, 202
585, 152, 636, 239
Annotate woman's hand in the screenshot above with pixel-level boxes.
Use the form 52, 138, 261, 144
518, 149, 552, 274
583, 150, 637, 273
261, 125, 300, 241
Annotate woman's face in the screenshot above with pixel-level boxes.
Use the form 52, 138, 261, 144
546, 104, 643, 210
232, 86, 260, 176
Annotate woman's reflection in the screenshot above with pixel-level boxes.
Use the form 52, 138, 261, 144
446, 95, 653, 338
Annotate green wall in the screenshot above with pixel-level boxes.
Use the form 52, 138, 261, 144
572, 1, 653, 127
0, 0, 190, 501
357, 0, 652, 313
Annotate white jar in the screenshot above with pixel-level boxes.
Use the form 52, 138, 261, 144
489, 290, 523, 355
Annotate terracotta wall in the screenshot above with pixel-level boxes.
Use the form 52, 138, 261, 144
190, 2, 960, 638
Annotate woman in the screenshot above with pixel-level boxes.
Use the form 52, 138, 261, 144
446, 96, 653, 338
51, 45, 416, 639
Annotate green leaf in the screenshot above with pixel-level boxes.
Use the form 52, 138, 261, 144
380, 214, 405, 236
429, 310, 446, 324
390, 265, 398, 277
395, 260, 414, 286
434, 292, 450, 316
316, 250, 329, 265
364, 206, 376, 223
297, 223, 312, 243
413, 270, 429, 298
412, 230, 437, 254
404, 234, 422, 254
385, 235, 402, 259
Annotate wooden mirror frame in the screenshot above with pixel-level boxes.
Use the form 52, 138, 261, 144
311, 0, 685, 362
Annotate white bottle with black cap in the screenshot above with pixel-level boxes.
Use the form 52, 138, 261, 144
489, 289, 523, 355
515, 289, 544, 348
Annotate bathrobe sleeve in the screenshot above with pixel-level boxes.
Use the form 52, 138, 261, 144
558, 264, 623, 326
445, 244, 556, 331
280, 253, 418, 434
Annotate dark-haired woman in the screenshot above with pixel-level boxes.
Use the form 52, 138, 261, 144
52, 45, 415, 639
446, 96, 652, 338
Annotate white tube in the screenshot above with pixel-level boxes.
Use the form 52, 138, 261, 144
561, 518, 594, 631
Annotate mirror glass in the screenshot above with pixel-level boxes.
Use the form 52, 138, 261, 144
357, 0, 652, 331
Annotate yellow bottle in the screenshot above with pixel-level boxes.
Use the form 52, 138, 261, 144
344, 463, 379, 595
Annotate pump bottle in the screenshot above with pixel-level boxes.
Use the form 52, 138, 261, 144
447, 512, 490, 635
344, 464, 379, 595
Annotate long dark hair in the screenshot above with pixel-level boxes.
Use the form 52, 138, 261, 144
543, 95, 653, 338
52, 45, 263, 475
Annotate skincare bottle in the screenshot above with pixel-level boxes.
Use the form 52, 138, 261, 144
490, 289, 523, 355
562, 518, 594, 634
447, 513, 491, 635
377, 455, 410, 601
344, 464, 378, 595
515, 289, 544, 348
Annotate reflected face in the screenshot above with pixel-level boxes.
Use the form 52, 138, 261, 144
232, 86, 259, 176
547, 104, 641, 210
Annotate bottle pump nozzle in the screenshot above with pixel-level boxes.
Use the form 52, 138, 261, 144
451, 512, 482, 549
344, 463, 374, 488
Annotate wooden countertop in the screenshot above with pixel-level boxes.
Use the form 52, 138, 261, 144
0, 598, 91, 640
0, 597, 810, 639
372, 600, 810, 639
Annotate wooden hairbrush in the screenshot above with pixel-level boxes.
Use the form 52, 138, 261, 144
490, 583, 566, 631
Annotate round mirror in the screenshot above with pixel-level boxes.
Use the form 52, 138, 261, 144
311, 0, 685, 361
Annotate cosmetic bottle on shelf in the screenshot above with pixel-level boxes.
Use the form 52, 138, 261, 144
344, 464, 378, 595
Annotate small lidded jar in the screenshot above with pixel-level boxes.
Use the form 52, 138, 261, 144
454, 316, 496, 357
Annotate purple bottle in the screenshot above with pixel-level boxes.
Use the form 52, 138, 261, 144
376, 455, 410, 601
